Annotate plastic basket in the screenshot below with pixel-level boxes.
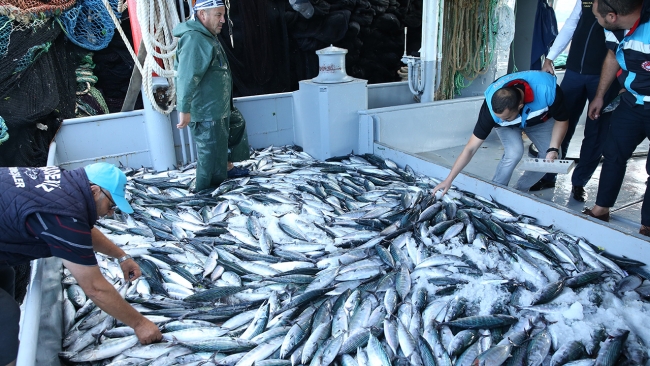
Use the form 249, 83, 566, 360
519, 158, 575, 174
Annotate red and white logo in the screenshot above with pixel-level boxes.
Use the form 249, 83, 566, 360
643, 61, 650, 72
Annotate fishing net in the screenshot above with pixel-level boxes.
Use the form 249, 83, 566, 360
0, 0, 75, 23
0, 116, 8, 146
218, 0, 292, 96
494, 1, 515, 51
13, 262, 30, 304
75, 52, 110, 116
435, 0, 499, 100
59, 0, 122, 51
93, 16, 141, 113
0, 19, 61, 107
0, 22, 79, 167
0, 16, 10, 56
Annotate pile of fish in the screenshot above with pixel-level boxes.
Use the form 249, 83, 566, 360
58, 146, 650, 366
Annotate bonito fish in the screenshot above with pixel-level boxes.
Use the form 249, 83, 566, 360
58, 146, 650, 366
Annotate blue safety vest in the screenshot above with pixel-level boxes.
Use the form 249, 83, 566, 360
484, 70, 558, 128
605, 17, 650, 105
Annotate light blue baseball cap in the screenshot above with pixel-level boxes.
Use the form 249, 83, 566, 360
84, 162, 133, 214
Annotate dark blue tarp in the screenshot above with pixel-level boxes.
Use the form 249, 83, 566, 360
530, 0, 558, 70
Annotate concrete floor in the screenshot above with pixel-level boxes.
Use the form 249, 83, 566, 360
417, 121, 649, 234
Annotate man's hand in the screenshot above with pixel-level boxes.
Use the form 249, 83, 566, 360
63, 260, 162, 345
542, 58, 555, 75
545, 151, 559, 161
120, 258, 141, 281
431, 180, 453, 199
177, 112, 191, 129
588, 96, 604, 120
134, 318, 163, 345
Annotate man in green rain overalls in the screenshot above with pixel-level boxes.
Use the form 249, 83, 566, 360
173, 0, 250, 192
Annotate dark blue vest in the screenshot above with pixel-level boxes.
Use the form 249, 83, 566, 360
0, 167, 97, 263
565, 0, 608, 75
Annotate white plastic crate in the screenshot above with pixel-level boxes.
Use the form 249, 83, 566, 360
519, 158, 575, 174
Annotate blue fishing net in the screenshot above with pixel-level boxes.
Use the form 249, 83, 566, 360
0, 116, 8, 145
0, 16, 11, 57
59, 0, 121, 51
14, 41, 51, 73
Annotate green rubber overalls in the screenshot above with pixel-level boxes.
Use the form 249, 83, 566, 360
174, 20, 250, 192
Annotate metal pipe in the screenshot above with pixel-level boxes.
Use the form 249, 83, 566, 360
420, 0, 442, 102
61, 110, 143, 125
435, 0, 444, 92
417, 62, 425, 92
46, 141, 57, 166
611, 198, 644, 213
16, 259, 44, 366
407, 62, 419, 96
421, 0, 437, 63
178, 0, 186, 21
142, 77, 176, 171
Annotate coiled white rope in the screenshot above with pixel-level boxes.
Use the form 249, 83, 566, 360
103, 0, 179, 115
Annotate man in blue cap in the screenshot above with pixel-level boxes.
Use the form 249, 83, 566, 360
0, 163, 162, 366
174, 0, 250, 193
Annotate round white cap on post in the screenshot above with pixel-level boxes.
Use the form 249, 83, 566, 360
312, 44, 354, 84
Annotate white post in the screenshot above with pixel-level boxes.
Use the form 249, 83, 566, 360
421, 0, 442, 103
142, 77, 176, 171
435, 0, 444, 92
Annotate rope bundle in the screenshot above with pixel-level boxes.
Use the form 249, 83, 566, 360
435, 0, 499, 100
103, 0, 178, 114
75, 53, 110, 116
135, 0, 178, 114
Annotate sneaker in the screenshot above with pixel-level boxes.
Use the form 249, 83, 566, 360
582, 207, 610, 222
529, 179, 556, 191
227, 166, 250, 178
640, 225, 650, 237
572, 186, 587, 202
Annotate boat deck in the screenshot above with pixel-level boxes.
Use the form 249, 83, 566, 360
416, 120, 649, 235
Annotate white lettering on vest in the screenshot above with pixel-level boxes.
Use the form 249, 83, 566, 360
9, 167, 25, 188
34, 166, 61, 192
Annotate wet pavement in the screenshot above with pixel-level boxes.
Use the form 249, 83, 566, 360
417, 120, 649, 236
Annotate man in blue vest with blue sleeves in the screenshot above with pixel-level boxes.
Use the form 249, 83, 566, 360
0, 163, 162, 366
432, 70, 569, 197
582, 0, 650, 236
534, 0, 620, 202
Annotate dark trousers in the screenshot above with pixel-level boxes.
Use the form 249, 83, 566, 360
542, 70, 608, 185
595, 96, 650, 225
0, 264, 20, 364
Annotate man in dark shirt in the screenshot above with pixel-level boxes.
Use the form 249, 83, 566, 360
432, 70, 569, 197
582, 0, 650, 236
0, 163, 161, 365
533, 0, 620, 203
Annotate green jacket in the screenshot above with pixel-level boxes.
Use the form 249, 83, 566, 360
173, 20, 232, 122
